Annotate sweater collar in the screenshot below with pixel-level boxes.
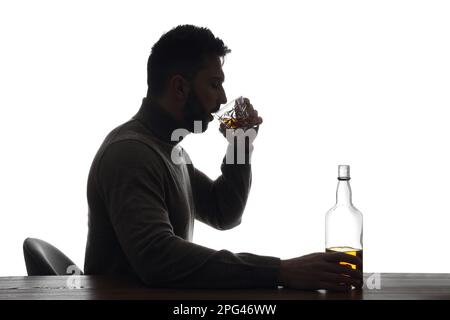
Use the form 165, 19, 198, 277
133, 97, 187, 145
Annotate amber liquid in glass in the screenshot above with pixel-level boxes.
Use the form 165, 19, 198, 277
221, 117, 238, 129
326, 246, 363, 271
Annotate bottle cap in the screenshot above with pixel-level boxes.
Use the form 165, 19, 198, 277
338, 165, 350, 180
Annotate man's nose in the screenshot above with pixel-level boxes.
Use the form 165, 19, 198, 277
220, 89, 227, 105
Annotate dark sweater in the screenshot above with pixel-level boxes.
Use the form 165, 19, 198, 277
84, 98, 281, 288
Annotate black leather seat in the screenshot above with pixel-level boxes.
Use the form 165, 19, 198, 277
23, 238, 83, 276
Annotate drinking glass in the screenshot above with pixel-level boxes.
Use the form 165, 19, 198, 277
213, 96, 249, 130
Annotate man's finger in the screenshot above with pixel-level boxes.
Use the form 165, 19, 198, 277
323, 263, 363, 279
324, 252, 362, 266
319, 281, 352, 292
321, 271, 362, 286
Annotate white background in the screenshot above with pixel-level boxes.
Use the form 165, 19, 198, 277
1, 0, 449, 276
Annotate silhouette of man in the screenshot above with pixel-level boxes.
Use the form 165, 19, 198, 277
84, 25, 362, 290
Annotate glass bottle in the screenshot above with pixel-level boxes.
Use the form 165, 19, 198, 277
325, 165, 363, 271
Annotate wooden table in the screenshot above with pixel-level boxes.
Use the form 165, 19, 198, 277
1, 273, 450, 300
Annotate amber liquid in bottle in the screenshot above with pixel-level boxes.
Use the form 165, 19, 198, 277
325, 165, 363, 274
326, 246, 363, 271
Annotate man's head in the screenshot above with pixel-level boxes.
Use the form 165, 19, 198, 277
147, 25, 230, 132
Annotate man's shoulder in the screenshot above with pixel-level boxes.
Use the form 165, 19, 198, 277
98, 120, 159, 157
102, 119, 146, 145
95, 119, 175, 169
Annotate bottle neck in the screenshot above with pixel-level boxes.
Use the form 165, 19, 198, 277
336, 178, 353, 206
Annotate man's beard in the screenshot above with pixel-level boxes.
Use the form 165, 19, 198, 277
182, 90, 210, 133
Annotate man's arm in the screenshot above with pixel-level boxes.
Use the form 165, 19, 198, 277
189, 158, 251, 230
189, 130, 258, 230
97, 140, 279, 288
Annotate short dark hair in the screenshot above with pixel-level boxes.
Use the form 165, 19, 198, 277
147, 25, 231, 97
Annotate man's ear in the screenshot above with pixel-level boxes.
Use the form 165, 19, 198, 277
169, 75, 190, 101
